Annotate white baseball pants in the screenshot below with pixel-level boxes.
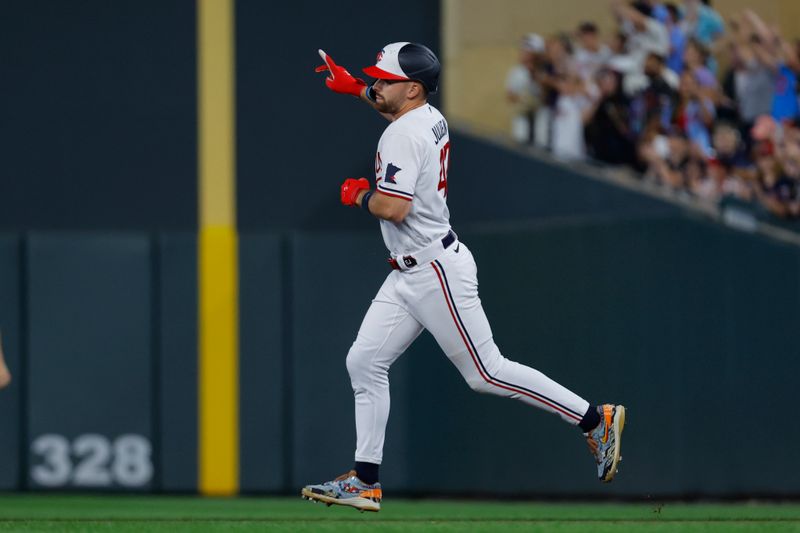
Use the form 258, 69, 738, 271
346, 239, 590, 464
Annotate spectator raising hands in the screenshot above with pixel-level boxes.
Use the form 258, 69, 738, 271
506, 34, 546, 144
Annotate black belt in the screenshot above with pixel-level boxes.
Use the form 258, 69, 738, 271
389, 230, 456, 270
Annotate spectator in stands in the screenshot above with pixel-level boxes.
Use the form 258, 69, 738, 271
584, 67, 637, 167
506, 33, 545, 144
757, 146, 799, 218
750, 113, 777, 146
683, 39, 717, 91
742, 10, 800, 122
717, 13, 774, 138
640, 128, 691, 191
748, 115, 800, 218
612, 0, 670, 75
699, 159, 729, 200
664, 3, 687, 74
552, 72, 594, 161
716, 39, 742, 126
712, 123, 751, 170
783, 119, 800, 149
574, 22, 611, 81
752, 145, 790, 217
710, 157, 753, 201
682, 38, 729, 129
675, 70, 716, 157
772, 59, 800, 123
681, 0, 725, 48
607, 30, 630, 68
644, 0, 671, 25
629, 52, 679, 136
531, 34, 574, 150
686, 154, 714, 199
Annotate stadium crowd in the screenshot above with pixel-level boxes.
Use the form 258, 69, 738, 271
505, 0, 800, 220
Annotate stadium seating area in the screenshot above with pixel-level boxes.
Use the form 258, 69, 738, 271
505, 1, 800, 221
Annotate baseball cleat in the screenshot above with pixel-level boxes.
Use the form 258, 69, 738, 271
300, 470, 382, 512
585, 404, 626, 482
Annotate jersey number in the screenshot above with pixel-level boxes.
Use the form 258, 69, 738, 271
438, 141, 450, 197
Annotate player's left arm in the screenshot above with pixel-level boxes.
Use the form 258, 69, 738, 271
340, 178, 411, 223
357, 190, 411, 223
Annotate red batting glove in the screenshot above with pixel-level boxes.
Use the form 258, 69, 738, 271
316, 49, 367, 97
341, 178, 370, 206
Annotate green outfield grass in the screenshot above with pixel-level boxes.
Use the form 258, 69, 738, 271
0, 495, 799, 532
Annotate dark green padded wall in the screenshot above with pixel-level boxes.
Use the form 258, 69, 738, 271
26, 234, 154, 491
404, 218, 800, 495
238, 234, 284, 492
157, 234, 198, 491
287, 215, 800, 496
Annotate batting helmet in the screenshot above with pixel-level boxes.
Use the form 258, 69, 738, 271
363, 42, 440, 94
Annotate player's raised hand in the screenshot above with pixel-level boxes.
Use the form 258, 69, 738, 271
340, 177, 370, 206
316, 49, 367, 98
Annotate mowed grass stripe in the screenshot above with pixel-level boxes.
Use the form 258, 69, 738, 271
2, 521, 800, 533
2, 517, 800, 522
0, 495, 799, 531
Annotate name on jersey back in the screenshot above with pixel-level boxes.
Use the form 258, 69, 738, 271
432, 119, 448, 145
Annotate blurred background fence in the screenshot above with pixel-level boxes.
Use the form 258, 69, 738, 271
1, 0, 799, 497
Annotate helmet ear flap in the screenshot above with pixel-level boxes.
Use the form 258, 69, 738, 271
398, 43, 440, 94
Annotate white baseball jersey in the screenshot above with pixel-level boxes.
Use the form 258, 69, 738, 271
374, 103, 451, 257
346, 101, 593, 469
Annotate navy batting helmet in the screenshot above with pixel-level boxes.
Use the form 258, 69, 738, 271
363, 42, 440, 94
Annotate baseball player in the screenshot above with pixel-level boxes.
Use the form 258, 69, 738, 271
302, 42, 625, 512
0, 331, 11, 389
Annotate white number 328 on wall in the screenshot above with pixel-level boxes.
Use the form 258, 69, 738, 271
30, 433, 152, 488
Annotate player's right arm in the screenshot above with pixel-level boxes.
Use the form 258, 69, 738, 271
316, 50, 393, 120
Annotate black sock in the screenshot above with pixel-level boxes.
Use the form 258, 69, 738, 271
578, 405, 601, 433
354, 461, 379, 485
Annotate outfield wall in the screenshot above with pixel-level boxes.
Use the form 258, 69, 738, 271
1, 215, 798, 496
2, 0, 799, 498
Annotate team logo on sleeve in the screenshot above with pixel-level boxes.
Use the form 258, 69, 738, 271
385, 163, 401, 184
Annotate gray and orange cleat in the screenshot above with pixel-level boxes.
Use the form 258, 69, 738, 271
585, 404, 626, 482
301, 470, 382, 512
